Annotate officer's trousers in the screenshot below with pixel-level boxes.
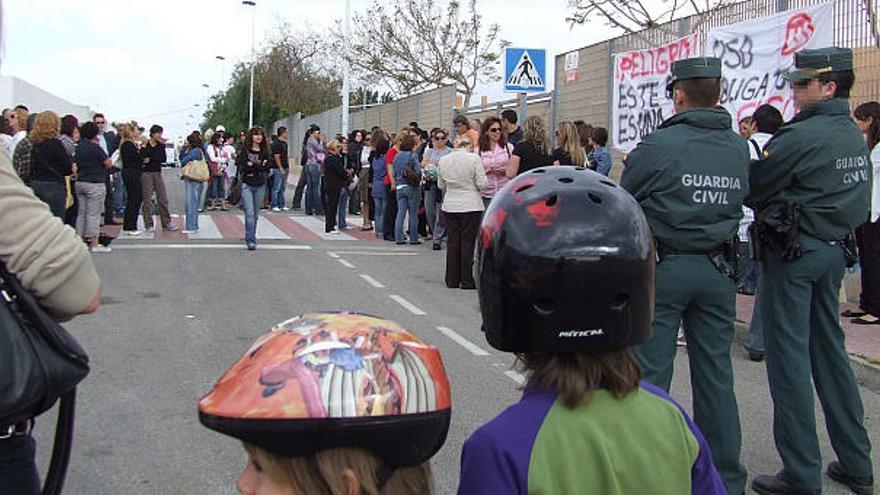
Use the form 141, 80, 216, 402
634, 255, 747, 495
759, 235, 873, 489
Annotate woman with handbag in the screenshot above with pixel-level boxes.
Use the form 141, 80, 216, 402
322, 139, 348, 234
179, 133, 207, 234
205, 133, 230, 211
392, 133, 422, 245
28, 111, 73, 219
0, 109, 101, 494
237, 127, 271, 250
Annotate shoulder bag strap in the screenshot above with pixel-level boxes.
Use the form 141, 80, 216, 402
41, 390, 76, 495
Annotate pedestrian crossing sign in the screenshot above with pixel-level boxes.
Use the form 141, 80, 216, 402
504, 48, 546, 93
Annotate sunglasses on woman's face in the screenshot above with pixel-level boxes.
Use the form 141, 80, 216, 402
489, 127, 501, 133
433, 135, 446, 141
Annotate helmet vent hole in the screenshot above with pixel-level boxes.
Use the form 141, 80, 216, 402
534, 298, 556, 316
611, 293, 629, 311
533, 169, 546, 174
588, 192, 603, 204
600, 179, 617, 188
516, 183, 534, 193
558, 177, 574, 184
574, 166, 587, 171
545, 195, 558, 206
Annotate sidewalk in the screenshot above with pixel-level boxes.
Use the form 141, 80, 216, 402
734, 293, 880, 392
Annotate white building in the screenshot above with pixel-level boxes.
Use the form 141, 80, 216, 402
0, 76, 93, 121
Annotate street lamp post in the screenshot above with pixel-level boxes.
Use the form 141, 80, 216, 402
341, 0, 351, 137
243, 1, 256, 129
215, 55, 226, 90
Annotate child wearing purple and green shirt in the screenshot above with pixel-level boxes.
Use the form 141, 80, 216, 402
459, 165, 725, 495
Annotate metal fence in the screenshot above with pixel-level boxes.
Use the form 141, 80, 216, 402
271, 85, 457, 163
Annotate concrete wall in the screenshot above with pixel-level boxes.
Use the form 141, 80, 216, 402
0, 76, 93, 121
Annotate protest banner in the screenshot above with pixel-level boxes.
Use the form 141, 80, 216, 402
612, 33, 701, 152
708, 3, 833, 126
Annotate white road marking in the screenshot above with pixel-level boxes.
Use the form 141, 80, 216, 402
327, 252, 340, 259
389, 295, 426, 315
359, 274, 386, 288
112, 244, 312, 250
435, 326, 490, 356
331, 251, 418, 256
253, 215, 290, 239
338, 258, 356, 268
186, 215, 223, 239
297, 216, 357, 240
504, 370, 527, 386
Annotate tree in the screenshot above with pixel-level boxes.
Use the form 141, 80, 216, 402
341, 0, 508, 107
201, 22, 342, 132
567, 0, 732, 38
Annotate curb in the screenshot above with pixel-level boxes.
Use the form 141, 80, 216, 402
734, 321, 880, 394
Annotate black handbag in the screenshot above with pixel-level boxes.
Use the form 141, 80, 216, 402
0, 260, 90, 494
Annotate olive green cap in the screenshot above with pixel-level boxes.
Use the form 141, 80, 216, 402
666, 57, 722, 91
784, 47, 854, 82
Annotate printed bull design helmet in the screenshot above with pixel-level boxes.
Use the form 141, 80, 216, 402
476, 166, 655, 353
198, 312, 451, 467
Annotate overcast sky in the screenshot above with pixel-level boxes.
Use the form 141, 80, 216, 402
1, 0, 619, 138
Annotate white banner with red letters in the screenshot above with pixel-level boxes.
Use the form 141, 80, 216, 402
707, 3, 833, 126
612, 33, 702, 153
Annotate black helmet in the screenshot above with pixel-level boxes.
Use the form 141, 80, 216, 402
476, 166, 655, 353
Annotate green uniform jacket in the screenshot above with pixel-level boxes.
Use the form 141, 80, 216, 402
746, 98, 871, 240
621, 108, 749, 251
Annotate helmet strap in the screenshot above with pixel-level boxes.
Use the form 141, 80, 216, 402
375, 464, 397, 491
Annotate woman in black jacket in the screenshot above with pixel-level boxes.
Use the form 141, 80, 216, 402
118, 123, 143, 235
322, 139, 348, 234
28, 111, 73, 218
236, 127, 271, 250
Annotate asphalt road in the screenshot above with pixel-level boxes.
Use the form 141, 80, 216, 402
33, 171, 880, 494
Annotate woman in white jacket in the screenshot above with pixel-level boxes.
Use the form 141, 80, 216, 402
205, 133, 231, 211
852, 101, 880, 324
438, 135, 488, 290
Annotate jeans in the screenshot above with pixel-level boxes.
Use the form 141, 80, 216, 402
241, 184, 266, 245
735, 244, 758, 292
111, 171, 126, 214
30, 180, 66, 219
338, 186, 349, 229
395, 185, 421, 243
0, 434, 40, 494
373, 197, 387, 236
184, 179, 203, 231
304, 164, 322, 215
747, 282, 765, 354
424, 183, 444, 243
207, 175, 226, 202
270, 168, 287, 208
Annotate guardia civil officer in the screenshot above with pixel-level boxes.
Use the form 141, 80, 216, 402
620, 57, 749, 495
748, 47, 874, 495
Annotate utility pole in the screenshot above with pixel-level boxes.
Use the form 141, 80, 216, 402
341, 0, 351, 137
243, 1, 256, 129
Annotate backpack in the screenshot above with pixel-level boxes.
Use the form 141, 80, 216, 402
402, 153, 421, 187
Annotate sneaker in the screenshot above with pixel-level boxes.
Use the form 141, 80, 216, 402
328, 229, 340, 234
181, 230, 199, 234
282, 207, 290, 211
91, 245, 112, 253
122, 230, 142, 237
163, 225, 178, 232
271, 207, 282, 212
145, 226, 156, 233
247, 243, 256, 251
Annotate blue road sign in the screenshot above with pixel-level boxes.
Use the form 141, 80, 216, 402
504, 48, 546, 93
